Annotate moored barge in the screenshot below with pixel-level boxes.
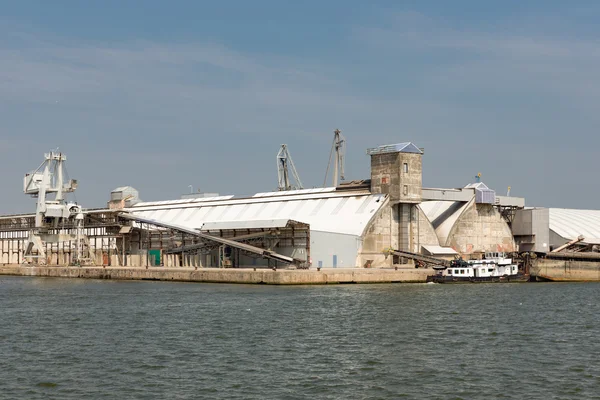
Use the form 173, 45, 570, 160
427, 252, 530, 283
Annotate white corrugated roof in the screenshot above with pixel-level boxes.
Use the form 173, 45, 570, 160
127, 190, 387, 236
419, 200, 472, 245
200, 219, 294, 231
134, 195, 235, 207
253, 187, 336, 198
549, 208, 600, 241
421, 245, 458, 255
465, 182, 486, 189
419, 201, 458, 224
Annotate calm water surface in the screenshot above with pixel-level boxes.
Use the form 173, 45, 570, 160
0, 277, 598, 399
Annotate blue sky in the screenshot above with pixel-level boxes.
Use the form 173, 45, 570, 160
1, 0, 600, 213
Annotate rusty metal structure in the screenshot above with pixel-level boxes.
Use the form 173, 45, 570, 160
0, 210, 310, 268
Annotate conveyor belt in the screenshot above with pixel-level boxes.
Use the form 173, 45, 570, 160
119, 213, 297, 265
389, 249, 451, 269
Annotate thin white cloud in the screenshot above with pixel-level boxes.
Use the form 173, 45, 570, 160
0, 36, 345, 107
1, 12, 599, 212
355, 10, 600, 114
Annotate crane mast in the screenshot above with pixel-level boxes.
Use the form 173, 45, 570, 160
277, 144, 303, 191
324, 129, 346, 187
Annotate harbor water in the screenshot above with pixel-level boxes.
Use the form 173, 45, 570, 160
0, 277, 598, 399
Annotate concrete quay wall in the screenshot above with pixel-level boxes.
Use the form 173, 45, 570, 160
531, 259, 600, 282
0, 265, 429, 285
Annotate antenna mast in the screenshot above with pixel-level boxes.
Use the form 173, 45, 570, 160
277, 144, 303, 191
324, 129, 346, 187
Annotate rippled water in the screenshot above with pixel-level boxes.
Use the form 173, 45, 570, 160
0, 277, 599, 399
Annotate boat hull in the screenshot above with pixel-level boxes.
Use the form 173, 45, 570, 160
426, 274, 530, 284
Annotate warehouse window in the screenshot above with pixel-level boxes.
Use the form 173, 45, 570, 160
403, 163, 408, 173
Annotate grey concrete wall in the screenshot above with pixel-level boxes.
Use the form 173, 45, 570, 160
360, 201, 440, 265
370, 152, 422, 204
361, 202, 393, 267
0, 265, 430, 284
445, 202, 515, 254
399, 204, 410, 252
549, 230, 568, 251
370, 152, 399, 199
413, 206, 441, 250
512, 209, 533, 235
397, 152, 423, 203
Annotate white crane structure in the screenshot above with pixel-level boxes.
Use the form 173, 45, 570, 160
324, 129, 346, 187
24, 151, 80, 227
277, 144, 304, 191
23, 151, 89, 264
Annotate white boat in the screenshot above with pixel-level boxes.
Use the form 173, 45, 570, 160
427, 252, 528, 283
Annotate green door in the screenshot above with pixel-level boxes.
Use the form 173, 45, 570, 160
148, 249, 161, 266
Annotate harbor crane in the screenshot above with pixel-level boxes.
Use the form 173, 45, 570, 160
24, 151, 81, 228
277, 144, 304, 191
23, 151, 89, 264
323, 129, 346, 187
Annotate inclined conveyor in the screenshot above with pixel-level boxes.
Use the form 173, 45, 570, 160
119, 213, 298, 265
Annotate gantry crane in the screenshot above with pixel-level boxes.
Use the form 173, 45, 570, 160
24, 151, 80, 228
23, 151, 89, 264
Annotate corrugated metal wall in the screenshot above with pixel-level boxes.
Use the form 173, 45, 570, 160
310, 231, 361, 268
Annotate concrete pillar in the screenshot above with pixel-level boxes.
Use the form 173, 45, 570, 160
399, 203, 411, 252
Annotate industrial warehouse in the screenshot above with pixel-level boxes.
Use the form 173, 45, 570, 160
1, 132, 599, 282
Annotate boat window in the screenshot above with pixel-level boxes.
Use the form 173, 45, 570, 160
488, 268, 494, 272
460, 269, 465, 274
454, 269, 459, 274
